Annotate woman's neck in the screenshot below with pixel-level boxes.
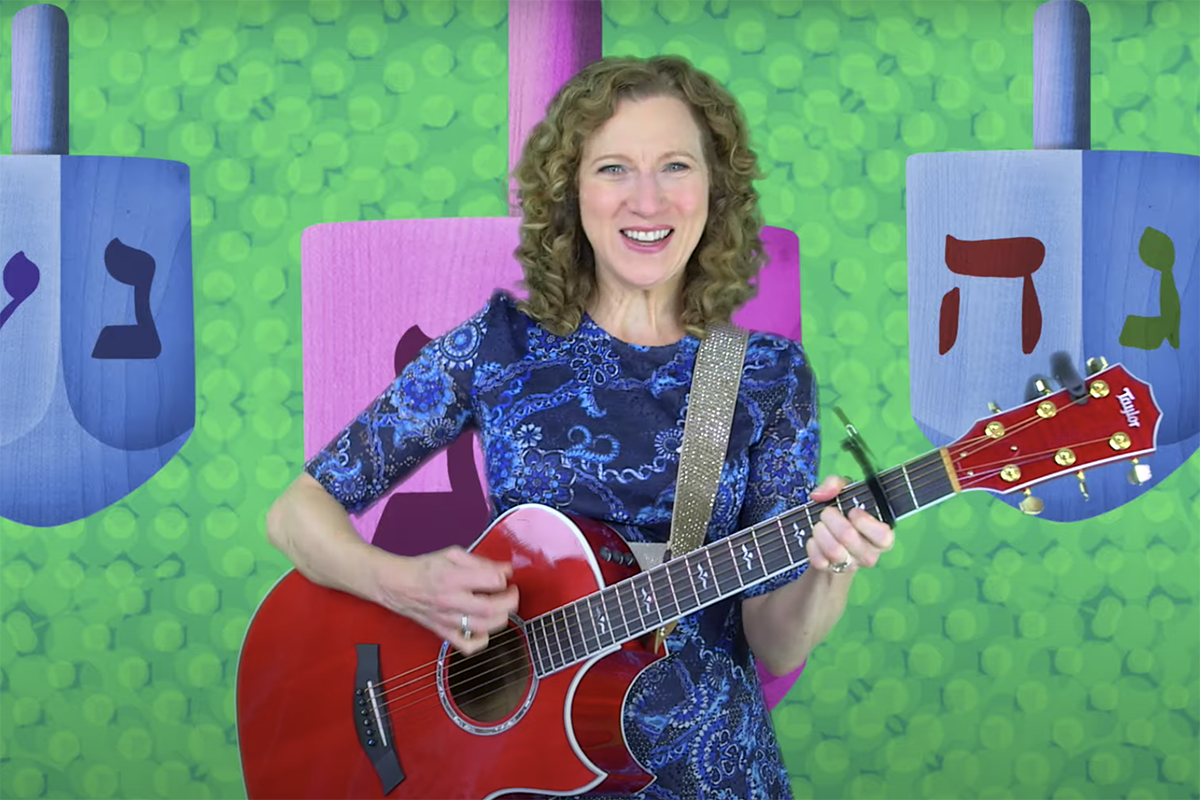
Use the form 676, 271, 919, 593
587, 289, 687, 347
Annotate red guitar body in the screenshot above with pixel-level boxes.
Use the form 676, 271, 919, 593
236, 505, 662, 799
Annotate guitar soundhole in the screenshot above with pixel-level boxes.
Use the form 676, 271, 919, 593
446, 623, 531, 724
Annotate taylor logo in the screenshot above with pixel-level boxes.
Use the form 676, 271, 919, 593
1117, 387, 1142, 428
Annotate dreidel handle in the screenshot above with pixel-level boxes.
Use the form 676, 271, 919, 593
12, 4, 69, 155
1034, 0, 1091, 150
506, 0, 602, 213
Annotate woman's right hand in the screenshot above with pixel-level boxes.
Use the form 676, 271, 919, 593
375, 546, 520, 656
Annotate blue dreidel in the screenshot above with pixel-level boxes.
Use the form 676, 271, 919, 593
0, 5, 195, 527
906, 0, 1196, 522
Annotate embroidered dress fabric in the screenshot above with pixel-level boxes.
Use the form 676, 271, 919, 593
305, 291, 820, 800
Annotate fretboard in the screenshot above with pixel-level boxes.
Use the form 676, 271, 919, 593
523, 449, 956, 677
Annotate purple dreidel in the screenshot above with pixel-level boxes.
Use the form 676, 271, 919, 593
0, 5, 194, 527
302, 0, 804, 706
906, 0, 1196, 523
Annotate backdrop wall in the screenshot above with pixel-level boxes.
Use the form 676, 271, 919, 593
0, 2, 1196, 799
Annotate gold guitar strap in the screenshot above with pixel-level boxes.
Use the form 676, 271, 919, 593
647, 321, 750, 653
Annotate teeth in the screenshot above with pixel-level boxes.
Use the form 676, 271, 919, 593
623, 229, 671, 243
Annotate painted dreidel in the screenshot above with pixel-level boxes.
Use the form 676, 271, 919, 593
906, 0, 1196, 522
0, 6, 194, 527
302, 0, 804, 706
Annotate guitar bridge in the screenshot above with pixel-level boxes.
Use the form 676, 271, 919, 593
354, 644, 405, 794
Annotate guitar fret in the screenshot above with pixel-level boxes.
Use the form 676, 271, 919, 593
549, 610, 568, 669
558, 609, 576, 665
633, 573, 660, 631
709, 541, 738, 594
611, 583, 636, 640
584, 594, 612, 651
700, 546, 729, 597
727, 539, 746, 589
600, 588, 624, 643
900, 463, 918, 510
620, 579, 643, 633
535, 618, 552, 676
750, 531, 767, 572
661, 562, 685, 620
777, 519, 794, 564
574, 600, 598, 654
563, 604, 586, 663
681, 552, 707, 610
529, 620, 547, 676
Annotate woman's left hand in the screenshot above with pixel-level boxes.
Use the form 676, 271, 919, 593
807, 476, 895, 574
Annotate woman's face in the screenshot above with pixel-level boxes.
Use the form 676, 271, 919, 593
577, 95, 710, 302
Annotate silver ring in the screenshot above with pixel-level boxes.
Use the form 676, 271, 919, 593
460, 614, 472, 640
830, 555, 853, 574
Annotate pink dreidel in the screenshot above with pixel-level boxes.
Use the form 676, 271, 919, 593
0, 5, 194, 527
302, 0, 805, 705
906, 0, 1196, 523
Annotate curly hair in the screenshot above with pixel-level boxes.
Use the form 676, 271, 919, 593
512, 55, 766, 338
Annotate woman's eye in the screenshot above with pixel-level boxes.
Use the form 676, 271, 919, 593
665, 162, 689, 172
599, 164, 624, 174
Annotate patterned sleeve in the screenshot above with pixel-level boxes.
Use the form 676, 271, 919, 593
737, 338, 821, 600
303, 301, 495, 514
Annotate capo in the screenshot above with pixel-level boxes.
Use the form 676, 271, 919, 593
1050, 351, 1088, 402
833, 407, 896, 528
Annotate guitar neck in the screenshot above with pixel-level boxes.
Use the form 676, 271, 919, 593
524, 449, 958, 678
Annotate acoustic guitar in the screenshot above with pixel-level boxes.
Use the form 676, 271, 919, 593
236, 362, 1160, 799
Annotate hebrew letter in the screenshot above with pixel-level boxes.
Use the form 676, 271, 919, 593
0, 252, 40, 333
1120, 227, 1180, 351
939, 287, 960, 355
372, 325, 489, 558
92, 238, 162, 359
942, 235, 1046, 355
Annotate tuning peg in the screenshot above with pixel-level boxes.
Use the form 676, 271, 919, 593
1076, 471, 1090, 501
1127, 458, 1152, 486
1019, 488, 1044, 516
988, 401, 1002, 413
1086, 356, 1109, 375
1035, 379, 1053, 397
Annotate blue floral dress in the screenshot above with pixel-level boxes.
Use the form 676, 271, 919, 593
305, 291, 820, 799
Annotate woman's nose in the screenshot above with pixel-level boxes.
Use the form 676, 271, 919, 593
626, 172, 668, 215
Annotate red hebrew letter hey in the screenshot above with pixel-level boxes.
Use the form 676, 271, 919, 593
939, 234, 1046, 355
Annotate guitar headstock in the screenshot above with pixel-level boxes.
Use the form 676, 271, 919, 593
945, 363, 1160, 509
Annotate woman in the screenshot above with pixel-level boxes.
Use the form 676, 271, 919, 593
267, 55, 894, 798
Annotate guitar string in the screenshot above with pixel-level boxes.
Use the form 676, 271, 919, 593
366, 398, 1123, 714
366, 455, 945, 701
934, 393, 1086, 457
366, 444, 1059, 726
366, 415, 1106, 712
365, 434, 1066, 712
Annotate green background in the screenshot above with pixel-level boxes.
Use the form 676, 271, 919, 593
0, 1, 1197, 798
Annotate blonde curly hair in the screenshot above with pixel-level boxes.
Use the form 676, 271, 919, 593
512, 55, 766, 338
